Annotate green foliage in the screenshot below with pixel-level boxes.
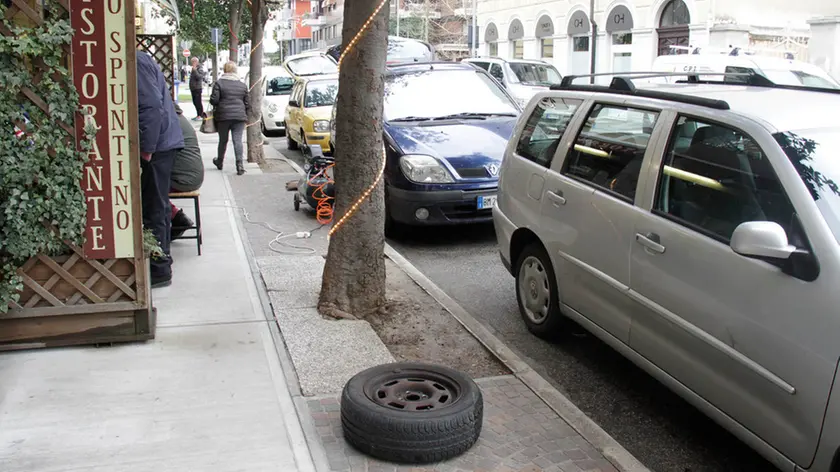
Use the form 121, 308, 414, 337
388, 18, 425, 40
157, 0, 252, 59
143, 228, 165, 259
0, 2, 91, 311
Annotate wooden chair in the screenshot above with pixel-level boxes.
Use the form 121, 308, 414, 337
168, 190, 202, 255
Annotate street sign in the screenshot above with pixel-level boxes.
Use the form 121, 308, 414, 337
210, 27, 219, 44
182, 49, 190, 57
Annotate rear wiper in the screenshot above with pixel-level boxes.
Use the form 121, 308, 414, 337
431, 112, 517, 120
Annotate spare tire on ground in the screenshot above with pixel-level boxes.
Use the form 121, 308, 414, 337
340, 362, 483, 464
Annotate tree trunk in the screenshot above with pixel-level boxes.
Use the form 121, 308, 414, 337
228, 0, 246, 64
246, 0, 268, 164
318, 0, 389, 320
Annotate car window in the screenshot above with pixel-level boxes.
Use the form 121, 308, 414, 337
562, 104, 659, 201
489, 63, 504, 82
304, 80, 338, 108
655, 116, 799, 243
267, 75, 294, 96
508, 62, 562, 86
383, 69, 518, 121
471, 61, 489, 71
285, 55, 337, 76
516, 97, 582, 167
775, 128, 840, 243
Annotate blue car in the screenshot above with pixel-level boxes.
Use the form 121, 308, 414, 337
331, 62, 521, 231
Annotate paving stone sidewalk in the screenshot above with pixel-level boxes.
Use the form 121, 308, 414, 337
308, 377, 617, 472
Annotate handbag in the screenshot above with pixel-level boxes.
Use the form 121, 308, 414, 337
199, 110, 216, 134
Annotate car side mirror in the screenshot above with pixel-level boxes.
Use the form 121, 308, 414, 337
288, 99, 300, 107
731, 221, 795, 260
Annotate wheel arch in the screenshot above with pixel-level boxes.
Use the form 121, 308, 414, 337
509, 227, 545, 277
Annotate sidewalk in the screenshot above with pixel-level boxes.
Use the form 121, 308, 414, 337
225, 131, 630, 470
0, 102, 315, 472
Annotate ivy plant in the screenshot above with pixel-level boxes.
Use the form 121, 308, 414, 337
0, 2, 90, 312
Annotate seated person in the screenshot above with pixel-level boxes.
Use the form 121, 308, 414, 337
170, 103, 205, 239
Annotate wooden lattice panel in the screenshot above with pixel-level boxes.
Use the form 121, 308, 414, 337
136, 33, 176, 99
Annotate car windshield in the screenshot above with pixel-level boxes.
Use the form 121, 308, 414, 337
507, 63, 562, 86
305, 80, 338, 108
384, 69, 519, 121
762, 69, 840, 89
774, 128, 840, 242
266, 75, 294, 95
388, 39, 432, 63
285, 55, 337, 76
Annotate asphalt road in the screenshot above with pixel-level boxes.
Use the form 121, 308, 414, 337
268, 137, 775, 472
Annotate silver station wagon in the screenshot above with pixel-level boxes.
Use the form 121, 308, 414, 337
493, 73, 840, 472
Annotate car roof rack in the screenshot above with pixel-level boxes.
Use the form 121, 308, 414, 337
551, 72, 736, 110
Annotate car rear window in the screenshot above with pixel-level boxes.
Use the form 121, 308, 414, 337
286, 55, 337, 76
305, 80, 339, 108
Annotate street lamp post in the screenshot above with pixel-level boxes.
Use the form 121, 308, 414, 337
471, 0, 478, 57
589, 0, 596, 84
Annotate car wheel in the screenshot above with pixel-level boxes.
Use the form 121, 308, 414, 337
341, 362, 483, 464
515, 243, 565, 339
384, 208, 405, 239
260, 118, 267, 135
287, 130, 298, 150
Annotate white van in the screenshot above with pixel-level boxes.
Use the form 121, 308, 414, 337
651, 49, 839, 89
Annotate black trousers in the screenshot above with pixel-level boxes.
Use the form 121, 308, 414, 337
191, 88, 204, 117
141, 149, 177, 280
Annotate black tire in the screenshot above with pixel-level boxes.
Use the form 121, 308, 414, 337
340, 362, 483, 464
515, 243, 566, 339
384, 210, 405, 239
287, 130, 299, 150
293, 193, 301, 211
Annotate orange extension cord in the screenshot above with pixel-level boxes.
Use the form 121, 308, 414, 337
308, 162, 336, 225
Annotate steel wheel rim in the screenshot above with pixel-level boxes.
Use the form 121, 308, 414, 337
365, 371, 460, 412
518, 255, 551, 324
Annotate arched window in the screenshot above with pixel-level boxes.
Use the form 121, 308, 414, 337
657, 0, 690, 56
659, 0, 690, 27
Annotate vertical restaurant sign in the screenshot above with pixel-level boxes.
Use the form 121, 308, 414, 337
71, 0, 134, 259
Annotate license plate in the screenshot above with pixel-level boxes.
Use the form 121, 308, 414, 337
477, 195, 497, 209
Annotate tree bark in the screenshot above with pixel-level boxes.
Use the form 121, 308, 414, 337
318, 0, 389, 320
246, 0, 268, 164
228, 0, 246, 64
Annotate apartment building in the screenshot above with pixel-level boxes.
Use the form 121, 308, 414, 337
477, 0, 840, 77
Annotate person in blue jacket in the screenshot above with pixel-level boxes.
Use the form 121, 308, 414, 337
137, 50, 184, 288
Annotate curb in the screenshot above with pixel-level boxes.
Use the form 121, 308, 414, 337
383, 246, 650, 472
271, 141, 648, 472
221, 172, 330, 472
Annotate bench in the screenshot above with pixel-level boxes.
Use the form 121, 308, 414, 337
169, 190, 202, 255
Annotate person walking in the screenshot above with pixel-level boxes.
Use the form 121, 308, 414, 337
189, 57, 206, 121
137, 51, 184, 288
210, 61, 251, 176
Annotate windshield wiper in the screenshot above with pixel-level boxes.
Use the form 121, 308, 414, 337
389, 116, 434, 122
431, 112, 517, 120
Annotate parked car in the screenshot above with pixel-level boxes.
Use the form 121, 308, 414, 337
284, 74, 338, 153
260, 66, 294, 136
326, 36, 435, 65
651, 47, 840, 89
494, 73, 840, 471
329, 62, 520, 233
282, 51, 338, 78
462, 57, 563, 107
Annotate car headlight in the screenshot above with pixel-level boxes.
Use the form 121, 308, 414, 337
267, 102, 279, 112
313, 120, 330, 132
399, 154, 454, 183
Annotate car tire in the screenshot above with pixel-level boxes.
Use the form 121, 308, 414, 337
384, 209, 405, 239
341, 362, 483, 464
515, 243, 566, 339
287, 130, 298, 150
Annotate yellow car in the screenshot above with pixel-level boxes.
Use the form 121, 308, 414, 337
284, 74, 338, 154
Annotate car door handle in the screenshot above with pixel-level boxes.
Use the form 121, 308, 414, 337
636, 232, 666, 254
546, 190, 566, 207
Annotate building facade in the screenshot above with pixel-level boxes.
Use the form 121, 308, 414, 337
477, 0, 840, 77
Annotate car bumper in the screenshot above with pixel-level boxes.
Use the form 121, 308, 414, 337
305, 132, 330, 152
387, 186, 497, 225
262, 112, 285, 131
493, 206, 516, 276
